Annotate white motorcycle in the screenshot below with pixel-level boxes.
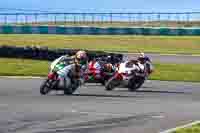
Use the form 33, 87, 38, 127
105, 56, 153, 91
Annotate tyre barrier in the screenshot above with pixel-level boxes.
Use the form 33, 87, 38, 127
0, 45, 123, 63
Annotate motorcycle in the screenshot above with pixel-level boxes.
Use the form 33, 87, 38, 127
83, 60, 115, 85
105, 57, 153, 91
40, 57, 81, 95
105, 61, 138, 91
133, 55, 154, 90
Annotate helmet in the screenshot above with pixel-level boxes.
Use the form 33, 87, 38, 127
75, 50, 88, 65
138, 55, 151, 64
105, 63, 113, 72
76, 50, 87, 59
139, 52, 145, 58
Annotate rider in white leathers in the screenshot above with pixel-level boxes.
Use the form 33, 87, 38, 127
118, 60, 144, 75
118, 53, 153, 76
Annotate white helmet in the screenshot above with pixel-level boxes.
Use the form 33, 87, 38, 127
76, 50, 87, 59
139, 52, 145, 58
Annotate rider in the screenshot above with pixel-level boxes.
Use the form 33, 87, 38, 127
137, 53, 154, 74
119, 53, 146, 74
137, 53, 147, 64
52, 50, 88, 83
104, 56, 116, 73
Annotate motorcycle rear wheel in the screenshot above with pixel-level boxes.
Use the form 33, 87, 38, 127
105, 77, 119, 91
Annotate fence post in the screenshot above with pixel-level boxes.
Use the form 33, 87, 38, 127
82, 13, 86, 24
138, 13, 142, 22
64, 14, 67, 24
4, 15, 7, 24
15, 14, 18, 24
110, 13, 112, 24
73, 15, 76, 24
186, 13, 190, 22
101, 14, 104, 24
34, 14, 38, 24
92, 14, 95, 24
128, 13, 131, 23
157, 13, 160, 22
167, 13, 171, 27
54, 15, 57, 24
148, 15, 151, 27
25, 15, 28, 24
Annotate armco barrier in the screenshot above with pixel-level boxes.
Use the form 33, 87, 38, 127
0, 45, 123, 63
0, 25, 200, 35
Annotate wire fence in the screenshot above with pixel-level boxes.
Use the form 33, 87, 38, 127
1, 12, 200, 27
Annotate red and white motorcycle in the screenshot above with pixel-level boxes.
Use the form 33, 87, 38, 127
105, 55, 153, 91
84, 59, 115, 85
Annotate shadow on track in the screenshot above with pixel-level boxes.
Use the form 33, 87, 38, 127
116, 89, 191, 94
83, 84, 191, 95
52, 90, 191, 98
54, 93, 144, 98
73, 93, 144, 98
136, 90, 189, 94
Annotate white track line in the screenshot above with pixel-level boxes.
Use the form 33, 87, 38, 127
160, 120, 200, 133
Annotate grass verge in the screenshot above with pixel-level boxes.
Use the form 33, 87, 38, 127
172, 123, 200, 133
0, 57, 200, 82
0, 35, 200, 54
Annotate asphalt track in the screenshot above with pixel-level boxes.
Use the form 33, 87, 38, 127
0, 78, 200, 133
125, 53, 200, 64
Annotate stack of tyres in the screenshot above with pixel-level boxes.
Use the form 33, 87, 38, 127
0, 45, 123, 62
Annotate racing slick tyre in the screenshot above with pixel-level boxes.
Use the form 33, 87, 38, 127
135, 78, 145, 89
100, 79, 106, 86
128, 77, 137, 92
40, 79, 52, 95
105, 77, 119, 91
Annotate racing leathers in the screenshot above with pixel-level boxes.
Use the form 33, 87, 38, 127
118, 60, 145, 75
51, 55, 86, 84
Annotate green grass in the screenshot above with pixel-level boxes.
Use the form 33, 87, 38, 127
150, 63, 200, 82
0, 58, 49, 76
0, 34, 200, 54
172, 123, 200, 133
0, 57, 200, 82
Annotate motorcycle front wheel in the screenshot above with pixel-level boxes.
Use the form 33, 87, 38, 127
40, 79, 52, 95
135, 78, 145, 89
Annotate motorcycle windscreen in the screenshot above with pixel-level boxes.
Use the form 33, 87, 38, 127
56, 64, 73, 78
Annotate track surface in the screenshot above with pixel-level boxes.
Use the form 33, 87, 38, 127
125, 53, 200, 64
0, 78, 200, 133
